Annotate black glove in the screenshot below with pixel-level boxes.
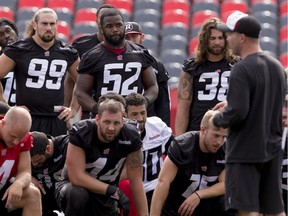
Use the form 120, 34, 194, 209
106, 185, 130, 216
117, 188, 130, 216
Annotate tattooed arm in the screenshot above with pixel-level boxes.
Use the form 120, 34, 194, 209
175, 71, 193, 136
126, 148, 148, 216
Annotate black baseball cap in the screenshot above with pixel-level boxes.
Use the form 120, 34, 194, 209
216, 11, 261, 38
125, 22, 142, 34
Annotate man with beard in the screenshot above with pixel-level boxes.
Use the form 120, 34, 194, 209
150, 110, 235, 216
0, 7, 80, 136
75, 8, 158, 119
175, 18, 238, 136
0, 18, 18, 106
30, 131, 69, 216
120, 93, 173, 215
66, 4, 116, 120
55, 94, 149, 216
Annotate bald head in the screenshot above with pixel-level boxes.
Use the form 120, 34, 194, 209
1, 107, 32, 147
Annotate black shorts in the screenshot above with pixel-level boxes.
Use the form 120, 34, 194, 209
31, 115, 67, 136
225, 152, 285, 214
55, 181, 118, 216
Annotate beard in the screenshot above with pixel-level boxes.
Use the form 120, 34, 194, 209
39, 32, 55, 43
103, 31, 125, 47
207, 46, 225, 55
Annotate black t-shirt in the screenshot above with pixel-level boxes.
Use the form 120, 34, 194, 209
72, 33, 101, 58
69, 119, 142, 185
78, 41, 154, 102
4, 38, 78, 116
183, 58, 233, 131
213, 52, 287, 163
32, 134, 69, 191
163, 131, 225, 215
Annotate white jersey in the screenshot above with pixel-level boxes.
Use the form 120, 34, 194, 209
142, 116, 172, 192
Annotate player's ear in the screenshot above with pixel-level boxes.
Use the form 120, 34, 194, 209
99, 25, 104, 35
95, 114, 99, 125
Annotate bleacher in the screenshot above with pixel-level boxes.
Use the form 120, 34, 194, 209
0, 0, 287, 78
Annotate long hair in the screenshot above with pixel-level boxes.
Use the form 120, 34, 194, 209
194, 18, 238, 65
25, 7, 58, 38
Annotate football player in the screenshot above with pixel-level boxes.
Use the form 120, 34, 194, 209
75, 8, 158, 120
55, 94, 148, 216
0, 8, 80, 136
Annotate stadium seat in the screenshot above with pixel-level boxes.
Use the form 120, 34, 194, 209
134, 9, 161, 25
221, 0, 248, 16
280, 53, 288, 68
252, 2, 278, 15
280, 13, 288, 28
192, 0, 220, 14
105, 0, 133, 13
253, 11, 278, 27
280, 40, 288, 55
73, 21, 98, 36
16, 7, 38, 22
18, 0, 45, 9
16, 20, 30, 36
142, 34, 159, 54
190, 25, 201, 38
47, 0, 74, 12
0, 6, 14, 21
54, 8, 73, 25
74, 8, 97, 24
259, 37, 278, 57
189, 37, 198, 56
162, 9, 190, 27
76, 0, 104, 11
1, 0, 17, 11
162, 0, 190, 13
280, 25, 288, 42
57, 21, 70, 39
280, 1, 288, 16
162, 23, 189, 38
134, 0, 162, 12
161, 35, 188, 51
138, 21, 159, 38
259, 23, 278, 39
160, 49, 187, 65
165, 62, 183, 77
191, 10, 219, 26
250, 0, 277, 4
119, 8, 132, 22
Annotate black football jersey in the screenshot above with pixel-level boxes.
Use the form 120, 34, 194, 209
183, 58, 233, 131
72, 33, 101, 58
4, 38, 78, 116
69, 119, 142, 185
32, 135, 69, 191
78, 41, 154, 102
1, 72, 16, 106
163, 131, 225, 215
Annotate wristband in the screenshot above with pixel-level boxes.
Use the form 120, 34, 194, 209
194, 191, 201, 200
106, 185, 118, 196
